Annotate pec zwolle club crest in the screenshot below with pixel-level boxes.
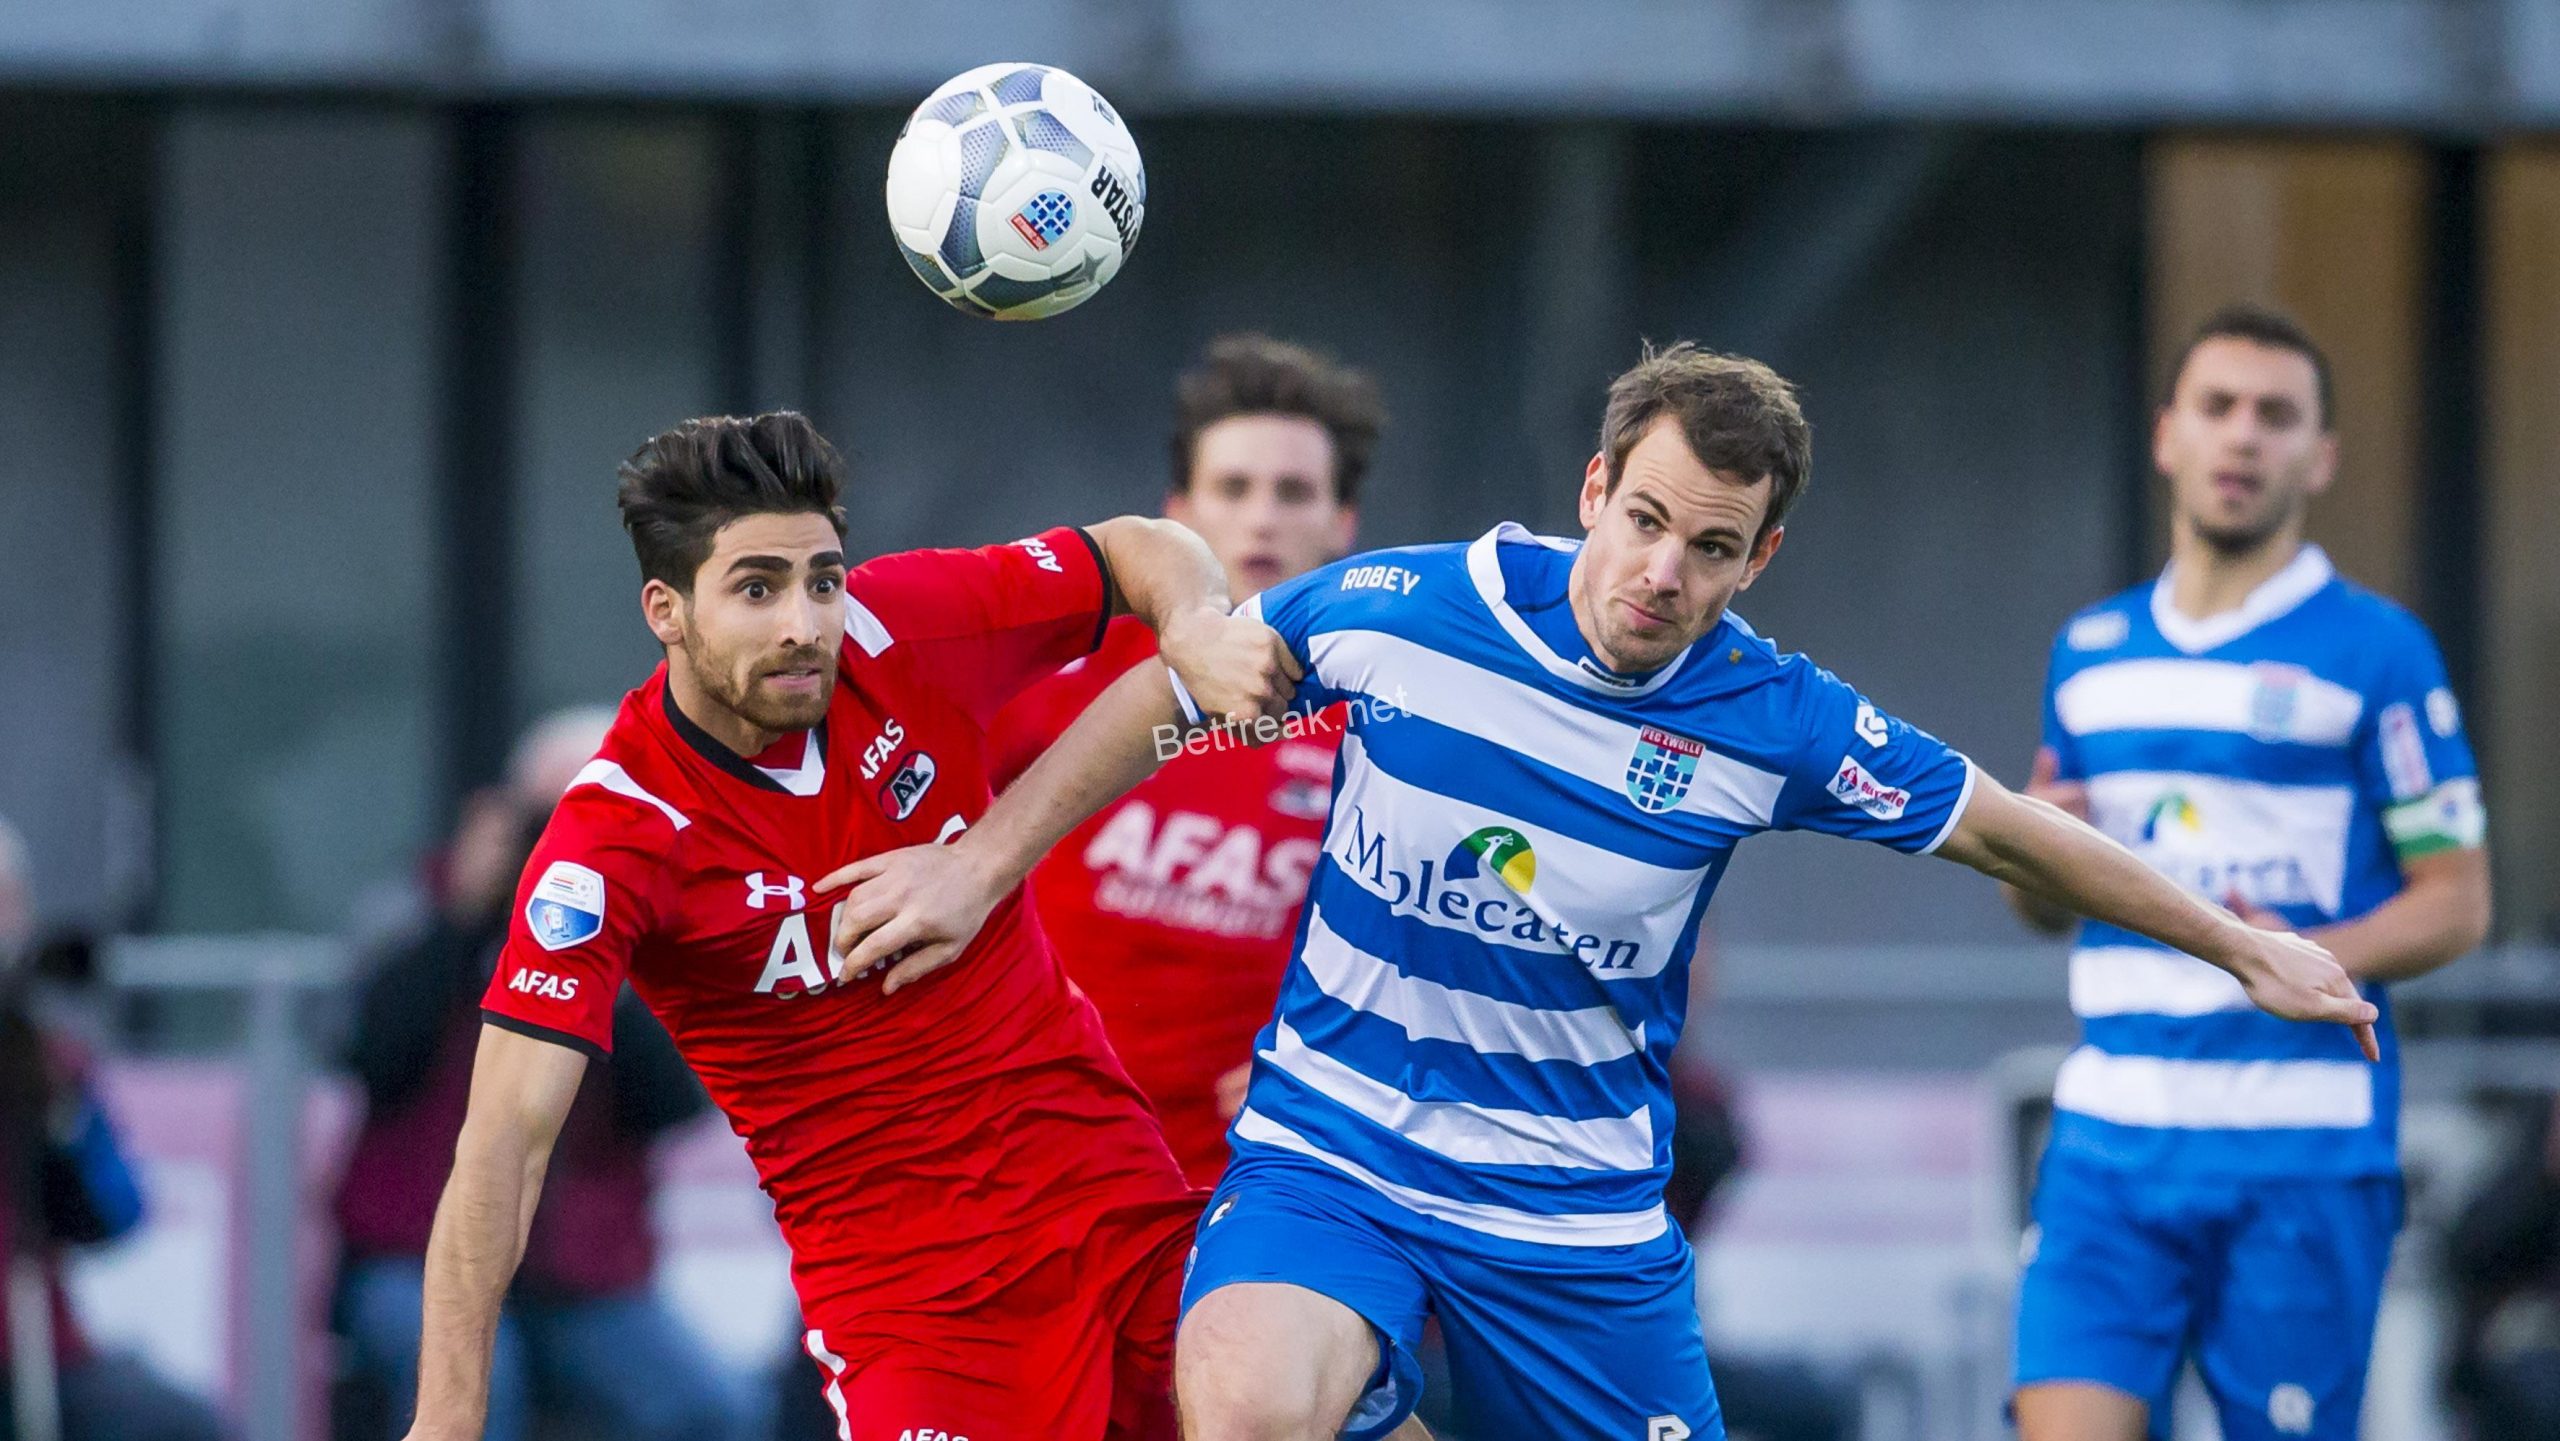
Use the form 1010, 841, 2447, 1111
1624, 726, 1705, 814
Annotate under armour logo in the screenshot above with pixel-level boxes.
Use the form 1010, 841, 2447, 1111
745, 872, 807, 911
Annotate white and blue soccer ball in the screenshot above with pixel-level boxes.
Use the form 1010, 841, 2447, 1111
885, 62, 1146, 320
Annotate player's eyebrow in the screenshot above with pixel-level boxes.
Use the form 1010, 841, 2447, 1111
1625, 486, 1673, 522
725, 550, 847, 577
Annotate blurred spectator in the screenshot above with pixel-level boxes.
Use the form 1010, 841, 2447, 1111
1665, 1054, 1858, 1441
0, 815, 232, 1441
326, 711, 737, 1441
2447, 1094, 2560, 1439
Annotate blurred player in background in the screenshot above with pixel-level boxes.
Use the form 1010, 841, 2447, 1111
828, 343, 2380, 1441
989, 333, 1383, 1185
399, 412, 1297, 1441
2004, 304, 2493, 1441
332, 708, 730, 1441
0, 816, 230, 1441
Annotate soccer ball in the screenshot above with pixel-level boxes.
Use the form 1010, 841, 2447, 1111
885, 62, 1146, 320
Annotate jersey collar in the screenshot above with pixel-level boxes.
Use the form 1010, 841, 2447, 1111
2149, 543, 2334, 655
1464, 522, 1691, 698
660, 681, 828, 796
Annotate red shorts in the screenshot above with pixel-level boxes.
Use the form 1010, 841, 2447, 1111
798, 1195, 1198, 1441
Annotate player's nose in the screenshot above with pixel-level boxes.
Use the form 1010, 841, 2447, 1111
1640, 540, 1684, 592
777, 590, 828, 646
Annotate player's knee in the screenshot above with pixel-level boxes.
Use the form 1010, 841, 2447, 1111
1176, 1285, 1373, 1441
1175, 1334, 1332, 1440
2012, 1381, 2149, 1441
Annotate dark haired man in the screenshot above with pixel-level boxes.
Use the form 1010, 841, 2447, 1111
2004, 305, 2492, 1441
988, 334, 1383, 1185
829, 342, 2382, 1441
401, 412, 1297, 1441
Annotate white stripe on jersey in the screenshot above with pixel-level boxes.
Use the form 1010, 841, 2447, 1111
1306, 627, 1787, 829
2055, 658, 2362, 745
841, 594, 894, 657
568, 759, 692, 830
2083, 770, 2356, 914
801, 1329, 852, 1441
2052, 1047, 2374, 1130
2068, 945, 2251, 1018
1325, 733, 1708, 980
1232, 1107, 1669, 1248
1300, 904, 1645, 1063
1261, 1018, 1654, 1172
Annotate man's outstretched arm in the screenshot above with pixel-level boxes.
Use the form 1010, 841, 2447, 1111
401, 1025, 586, 1441
1936, 771, 2380, 1058
1085, 516, 1299, 725
824, 658, 1194, 991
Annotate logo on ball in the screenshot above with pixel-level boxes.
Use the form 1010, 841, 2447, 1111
1009, 191, 1074, 251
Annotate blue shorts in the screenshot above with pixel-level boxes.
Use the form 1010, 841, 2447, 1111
2014, 1149, 2402, 1441
1180, 1149, 1722, 1441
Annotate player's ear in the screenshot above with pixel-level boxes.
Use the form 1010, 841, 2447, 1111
1736, 526, 1785, 591
1577, 453, 1609, 529
641, 579, 687, 648
2306, 431, 2340, 498
1329, 504, 1359, 559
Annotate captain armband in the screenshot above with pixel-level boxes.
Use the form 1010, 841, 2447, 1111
2383, 777, 2486, 862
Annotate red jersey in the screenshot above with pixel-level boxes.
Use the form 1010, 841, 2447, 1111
990, 616, 1344, 1183
481, 528, 1194, 1326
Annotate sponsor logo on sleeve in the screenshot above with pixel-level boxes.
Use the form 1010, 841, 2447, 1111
1828, 757, 1911, 821
1338, 563, 1423, 596
2427, 685, 2461, 738
505, 968, 581, 1001
1854, 702, 1890, 748
525, 861, 605, 951
2379, 701, 2434, 800
1011, 537, 1063, 573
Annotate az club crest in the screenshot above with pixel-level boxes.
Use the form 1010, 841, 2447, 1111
1624, 727, 1705, 814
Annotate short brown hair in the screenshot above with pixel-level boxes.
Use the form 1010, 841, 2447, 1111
1170, 334, 1387, 505
1599, 342, 1810, 547
617, 412, 849, 592
2166, 302, 2334, 430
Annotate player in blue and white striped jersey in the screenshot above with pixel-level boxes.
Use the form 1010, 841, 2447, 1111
831, 343, 2381, 1441
2006, 305, 2493, 1441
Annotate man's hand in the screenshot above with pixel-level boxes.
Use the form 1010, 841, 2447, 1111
1157, 606, 1301, 726
1946, 775, 2379, 1055
2221, 919, 2380, 1062
2022, 746, 2088, 821
818, 839, 1006, 996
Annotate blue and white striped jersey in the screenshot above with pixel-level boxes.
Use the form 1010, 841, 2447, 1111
1227, 523, 1975, 1249
2041, 544, 2485, 1180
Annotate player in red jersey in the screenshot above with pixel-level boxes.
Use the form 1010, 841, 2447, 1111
400, 412, 1298, 1441
987, 334, 1383, 1185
